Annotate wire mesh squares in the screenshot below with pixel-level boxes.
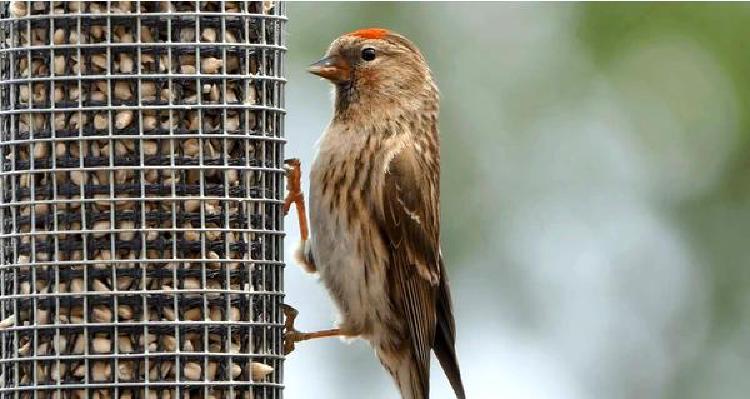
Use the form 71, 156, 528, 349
0, 2, 286, 398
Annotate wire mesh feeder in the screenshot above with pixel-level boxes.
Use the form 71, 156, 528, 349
0, 1, 286, 398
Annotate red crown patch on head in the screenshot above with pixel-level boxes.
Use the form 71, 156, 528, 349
349, 28, 389, 40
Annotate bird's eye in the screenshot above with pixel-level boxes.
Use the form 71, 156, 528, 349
361, 48, 376, 61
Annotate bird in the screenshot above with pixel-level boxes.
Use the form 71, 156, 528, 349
282, 28, 465, 399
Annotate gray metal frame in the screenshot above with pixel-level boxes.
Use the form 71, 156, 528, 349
0, 1, 286, 398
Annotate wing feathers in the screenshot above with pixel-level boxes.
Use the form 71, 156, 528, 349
380, 146, 439, 398
378, 142, 465, 398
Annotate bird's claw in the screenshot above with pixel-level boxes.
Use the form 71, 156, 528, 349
281, 303, 301, 355
284, 158, 301, 168
285, 330, 305, 355
284, 158, 300, 180
283, 159, 302, 216
281, 304, 351, 355
282, 158, 309, 241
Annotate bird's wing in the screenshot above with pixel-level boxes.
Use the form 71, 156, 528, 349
378, 143, 441, 398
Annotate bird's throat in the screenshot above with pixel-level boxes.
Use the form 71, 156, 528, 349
334, 81, 356, 114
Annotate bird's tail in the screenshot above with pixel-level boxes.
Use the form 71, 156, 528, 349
434, 257, 466, 399
394, 355, 427, 399
434, 319, 465, 399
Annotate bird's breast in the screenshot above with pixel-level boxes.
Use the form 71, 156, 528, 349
307, 128, 393, 335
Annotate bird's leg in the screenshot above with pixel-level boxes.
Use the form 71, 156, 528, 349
283, 159, 308, 241
281, 304, 352, 355
282, 161, 339, 354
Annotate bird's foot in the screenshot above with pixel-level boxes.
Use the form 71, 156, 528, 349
281, 303, 302, 355
283, 159, 309, 241
281, 303, 349, 355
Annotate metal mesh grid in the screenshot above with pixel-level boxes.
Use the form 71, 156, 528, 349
0, 1, 286, 398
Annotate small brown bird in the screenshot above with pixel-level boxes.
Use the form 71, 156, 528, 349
283, 28, 464, 399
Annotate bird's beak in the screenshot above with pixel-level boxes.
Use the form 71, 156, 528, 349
307, 56, 350, 83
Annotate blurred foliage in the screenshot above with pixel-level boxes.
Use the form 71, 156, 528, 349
579, 5, 750, 397
579, 3, 750, 191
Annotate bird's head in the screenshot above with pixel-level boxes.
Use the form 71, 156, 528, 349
308, 28, 437, 118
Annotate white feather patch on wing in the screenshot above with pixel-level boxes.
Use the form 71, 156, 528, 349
397, 197, 421, 225
382, 135, 410, 175
414, 142, 422, 154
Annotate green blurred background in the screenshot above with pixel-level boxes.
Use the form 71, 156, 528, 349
282, 3, 750, 398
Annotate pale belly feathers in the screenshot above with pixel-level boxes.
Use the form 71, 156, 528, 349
308, 128, 393, 338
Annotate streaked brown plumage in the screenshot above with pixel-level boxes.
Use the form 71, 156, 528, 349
290, 28, 464, 399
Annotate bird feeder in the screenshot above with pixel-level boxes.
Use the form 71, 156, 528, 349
0, 1, 286, 398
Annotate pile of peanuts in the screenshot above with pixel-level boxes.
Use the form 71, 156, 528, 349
1, 1, 284, 398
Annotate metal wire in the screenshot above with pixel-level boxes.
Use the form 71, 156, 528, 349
0, 1, 286, 398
